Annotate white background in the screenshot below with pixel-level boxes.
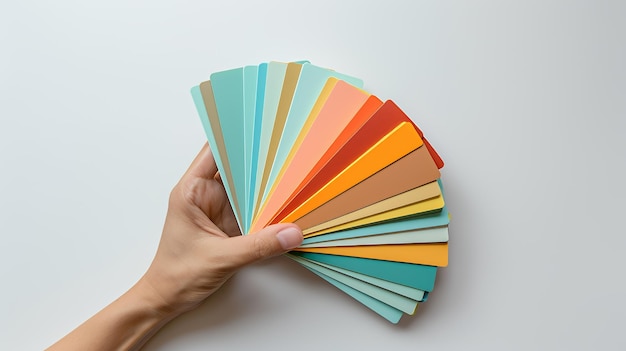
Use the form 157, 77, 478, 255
1, 1, 625, 350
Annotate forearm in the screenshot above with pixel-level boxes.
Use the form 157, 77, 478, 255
47, 278, 179, 351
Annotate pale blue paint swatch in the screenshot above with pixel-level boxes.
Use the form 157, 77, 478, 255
300, 226, 448, 248
304, 266, 404, 323
291, 255, 418, 315
296, 256, 425, 302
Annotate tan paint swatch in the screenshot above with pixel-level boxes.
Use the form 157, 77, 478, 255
257, 62, 304, 208
304, 180, 441, 234
199, 81, 242, 221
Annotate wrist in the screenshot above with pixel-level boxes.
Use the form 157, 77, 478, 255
134, 272, 188, 319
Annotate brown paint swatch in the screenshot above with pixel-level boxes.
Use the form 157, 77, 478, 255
294, 145, 440, 230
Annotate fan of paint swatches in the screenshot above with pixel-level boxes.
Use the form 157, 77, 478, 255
191, 61, 449, 323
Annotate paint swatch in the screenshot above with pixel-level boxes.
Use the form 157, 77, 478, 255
191, 61, 450, 323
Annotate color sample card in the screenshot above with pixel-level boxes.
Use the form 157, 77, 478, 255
192, 61, 450, 323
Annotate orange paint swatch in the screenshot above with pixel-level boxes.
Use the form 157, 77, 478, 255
281, 122, 423, 223
294, 243, 449, 267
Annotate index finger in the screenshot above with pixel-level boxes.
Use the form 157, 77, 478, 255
184, 143, 218, 180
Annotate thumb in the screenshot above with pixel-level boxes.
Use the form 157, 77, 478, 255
219, 223, 303, 269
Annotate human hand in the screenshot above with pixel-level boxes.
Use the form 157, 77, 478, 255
48, 144, 303, 351
139, 143, 304, 317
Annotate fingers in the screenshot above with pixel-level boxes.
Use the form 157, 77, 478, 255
184, 143, 219, 180
218, 224, 304, 269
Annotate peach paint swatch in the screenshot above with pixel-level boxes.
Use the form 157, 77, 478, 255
250, 80, 371, 232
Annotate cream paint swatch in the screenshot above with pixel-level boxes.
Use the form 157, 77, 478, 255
299, 226, 448, 248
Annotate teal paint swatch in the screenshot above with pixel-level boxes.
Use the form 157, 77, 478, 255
289, 252, 437, 292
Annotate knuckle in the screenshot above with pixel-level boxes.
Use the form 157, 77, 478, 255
170, 178, 200, 207
252, 235, 276, 260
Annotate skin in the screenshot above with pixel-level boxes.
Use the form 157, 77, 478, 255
47, 143, 303, 350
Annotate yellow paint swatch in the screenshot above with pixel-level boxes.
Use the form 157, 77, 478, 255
305, 194, 445, 236
304, 181, 441, 234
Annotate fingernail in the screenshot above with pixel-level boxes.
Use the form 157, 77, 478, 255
276, 227, 303, 250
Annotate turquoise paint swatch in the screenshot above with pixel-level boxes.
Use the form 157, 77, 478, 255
246, 63, 268, 231
242, 65, 258, 232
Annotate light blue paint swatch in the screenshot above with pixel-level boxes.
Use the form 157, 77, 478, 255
302, 205, 450, 245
